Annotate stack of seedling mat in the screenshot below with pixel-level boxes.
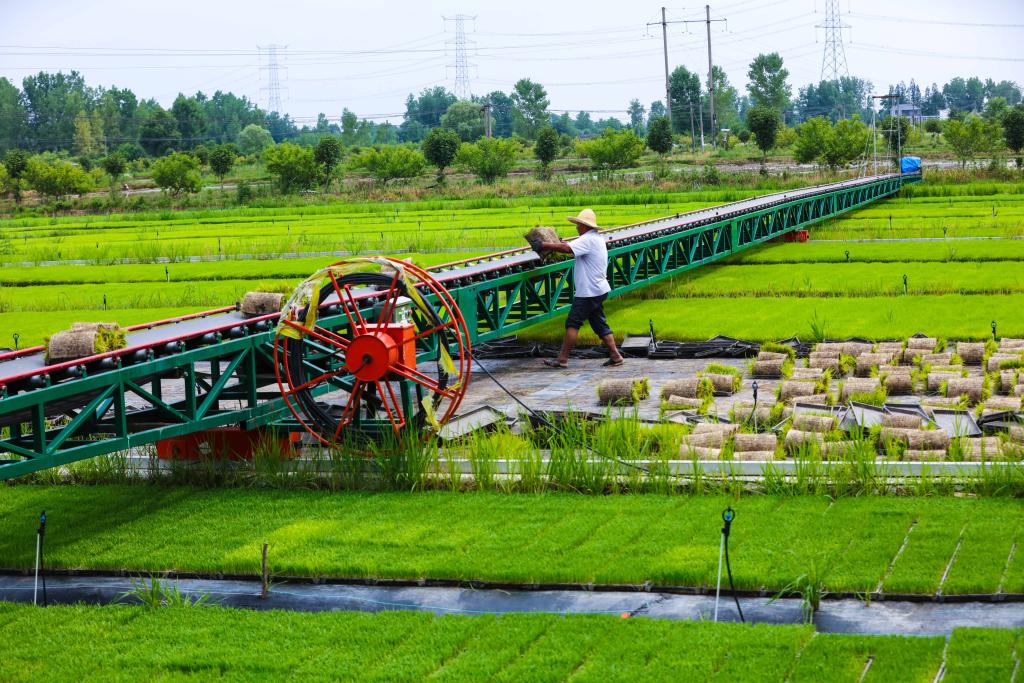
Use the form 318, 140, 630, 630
596, 378, 650, 406
524, 227, 571, 263
46, 322, 126, 362
679, 422, 738, 459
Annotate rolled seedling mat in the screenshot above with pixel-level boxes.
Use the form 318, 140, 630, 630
920, 352, 954, 366
756, 351, 788, 362
792, 414, 837, 433
874, 341, 905, 355
882, 413, 923, 429
840, 342, 872, 357
840, 378, 880, 401
1009, 425, 1024, 443
822, 440, 857, 459
928, 365, 965, 374
685, 446, 722, 460
906, 337, 938, 351
801, 393, 831, 406
808, 355, 841, 372
702, 372, 739, 395
1015, 384, 1024, 397
813, 342, 844, 354
883, 373, 914, 396
46, 325, 126, 362
241, 291, 285, 316
945, 377, 984, 404
732, 450, 775, 461
999, 370, 1019, 394
927, 372, 963, 393
921, 396, 964, 409
730, 401, 773, 423
906, 429, 950, 450
664, 395, 704, 410
879, 427, 912, 445
597, 378, 649, 405
660, 378, 703, 400
903, 449, 948, 461
999, 338, 1024, 351
988, 353, 1023, 373
789, 367, 824, 381
956, 342, 985, 365
961, 437, 1004, 460
784, 429, 824, 452
878, 364, 911, 375
751, 359, 784, 378
983, 396, 1022, 413
779, 380, 817, 401
524, 227, 570, 263
682, 430, 725, 448
733, 432, 777, 452
70, 321, 120, 332
856, 353, 892, 377
692, 422, 739, 436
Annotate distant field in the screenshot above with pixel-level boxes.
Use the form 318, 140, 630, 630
9, 604, 1012, 682
2, 176, 1023, 346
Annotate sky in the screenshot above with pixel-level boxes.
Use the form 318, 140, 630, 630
1, 0, 1022, 125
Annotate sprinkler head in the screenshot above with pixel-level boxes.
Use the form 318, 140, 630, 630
751, 380, 759, 401
722, 507, 735, 523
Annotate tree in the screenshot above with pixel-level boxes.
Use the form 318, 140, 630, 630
351, 145, 426, 184
534, 125, 559, 179
627, 99, 646, 135
822, 118, 869, 170
313, 136, 343, 189
441, 100, 485, 142
151, 152, 201, 195
669, 66, 702, 134
20, 71, 92, 152
208, 144, 236, 182
73, 110, 98, 158
24, 156, 94, 200
793, 116, 831, 165
236, 124, 274, 158
648, 100, 666, 124
646, 115, 673, 157
1003, 104, 1024, 167
422, 127, 461, 183
746, 105, 780, 159
100, 152, 127, 195
511, 79, 550, 139
880, 116, 912, 156
3, 148, 28, 202
139, 108, 181, 156
747, 53, 790, 113
0, 77, 28, 155
0, 162, 9, 200
263, 142, 321, 192
709, 65, 739, 133
456, 138, 518, 183
577, 129, 644, 170
171, 94, 206, 149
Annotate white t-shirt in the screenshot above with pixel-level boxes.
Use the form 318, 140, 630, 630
569, 229, 611, 298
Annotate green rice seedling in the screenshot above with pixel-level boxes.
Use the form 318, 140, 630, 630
121, 575, 214, 608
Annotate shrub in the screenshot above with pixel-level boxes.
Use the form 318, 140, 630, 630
24, 156, 94, 200
208, 144, 236, 182
150, 152, 201, 196
534, 125, 559, 179
646, 116, 673, 156
747, 105, 780, 158
577, 129, 644, 170
351, 145, 426, 184
457, 138, 518, 183
263, 143, 321, 193
422, 127, 461, 183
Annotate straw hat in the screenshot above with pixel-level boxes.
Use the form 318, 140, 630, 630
567, 208, 599, 231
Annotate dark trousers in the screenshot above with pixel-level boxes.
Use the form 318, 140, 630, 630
565, 294, 612, 338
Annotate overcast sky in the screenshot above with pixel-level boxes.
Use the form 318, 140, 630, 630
2, 0, 1022, 125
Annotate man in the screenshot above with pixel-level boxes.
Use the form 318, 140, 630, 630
539, 208, 625, 369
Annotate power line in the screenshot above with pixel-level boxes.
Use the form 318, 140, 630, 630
846, 11, 1024, 29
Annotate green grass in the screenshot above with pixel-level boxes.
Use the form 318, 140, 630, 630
725, 238, 1024, 265
2, 486, 1022, 595
2, 603, 1017, 682
523, 294, 1024, 344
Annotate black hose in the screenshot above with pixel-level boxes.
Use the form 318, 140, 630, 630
38, 510, 47, 607
724, 529, 743, 622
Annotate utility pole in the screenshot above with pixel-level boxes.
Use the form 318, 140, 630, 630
649, 8, 726, 152
661, 7, 671, 128
483, 100, 492, 138
872, 93, 899, 175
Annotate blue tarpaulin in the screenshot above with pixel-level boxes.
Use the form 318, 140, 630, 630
900, 156, 921, 174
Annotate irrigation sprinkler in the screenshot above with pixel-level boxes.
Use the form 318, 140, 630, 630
12, 333, 18, 350
714, 507, 741, 622
903, 274, 908, 295
844, 250, 850, 263
33, 510, 46, 607
992, 321, 998, 341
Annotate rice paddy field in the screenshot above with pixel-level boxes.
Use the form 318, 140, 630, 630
1, 172, 1022, 347
8, 604, 1017, 683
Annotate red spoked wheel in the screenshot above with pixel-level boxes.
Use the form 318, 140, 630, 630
273, 257, 471, 446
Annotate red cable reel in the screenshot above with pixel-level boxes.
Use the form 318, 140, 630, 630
273, 257, 471, 446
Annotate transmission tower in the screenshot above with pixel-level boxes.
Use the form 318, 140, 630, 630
258, 44, 288, 113
444, 15, 476, 99
817, 0, 850, 83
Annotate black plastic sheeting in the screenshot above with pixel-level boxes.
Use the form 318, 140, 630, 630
2, 575, 1022, 636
